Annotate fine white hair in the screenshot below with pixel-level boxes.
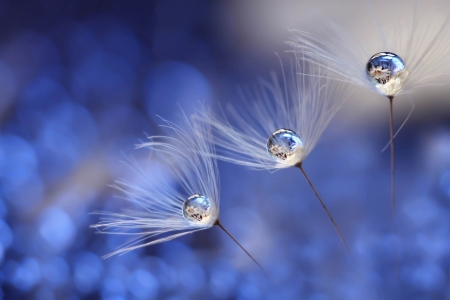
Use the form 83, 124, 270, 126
196, 54, 351, 171
91, 112, 220, 258
287, 0, 450, 97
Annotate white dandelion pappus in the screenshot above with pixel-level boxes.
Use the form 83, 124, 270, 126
287, 1, 450, 98
199, 58, 349, 171
197, 56, 352, 254
288, 0, 450, 270
90, 113, 272, 279
91, 115, 219, 256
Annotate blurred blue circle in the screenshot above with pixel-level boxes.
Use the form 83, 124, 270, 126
144, 62, 212, 122
39, 207, 76, 252
128, 268, 159, 299
73, 251, 104, 294
42, 256, 70, 287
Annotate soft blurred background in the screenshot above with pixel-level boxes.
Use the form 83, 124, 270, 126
1, 0, 450, 299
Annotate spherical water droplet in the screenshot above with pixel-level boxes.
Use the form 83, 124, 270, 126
366, 52, 408, 96
183, 194, 213, 225
266, 129, 303, 164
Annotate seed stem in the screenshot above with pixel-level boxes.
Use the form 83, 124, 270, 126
388, 95, 399, 275
215, 219, 279, 285
388, 97, 396, 221
295, 163, 351, 255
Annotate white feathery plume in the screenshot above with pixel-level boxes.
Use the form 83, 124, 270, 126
90, 112, 274, 281
198, 56, 350, 171
287, 0, 450, 271
197, 54, 352, 254
287, 1, 450, 98
91, 113, 219, 257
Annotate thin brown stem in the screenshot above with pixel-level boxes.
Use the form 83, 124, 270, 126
388, 95, 399, 275
215, 219, 279, 285
295, 163, 351, 255
388, 96, 396, 223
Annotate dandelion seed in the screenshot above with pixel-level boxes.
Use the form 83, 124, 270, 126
197, 56, 352, 254
288, 3, 450, 97
288, 0, 450, 271
90, 113, 273, 280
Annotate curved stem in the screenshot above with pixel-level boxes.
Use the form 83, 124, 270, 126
215, 219, 279, 285
295, 163, 351, 255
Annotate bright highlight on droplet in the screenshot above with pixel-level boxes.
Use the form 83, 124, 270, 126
366, 52, 408, 97
183, 194, 213, 225
266, 128, 303, 165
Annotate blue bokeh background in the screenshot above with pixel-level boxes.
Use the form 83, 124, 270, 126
1, 0, 450, 299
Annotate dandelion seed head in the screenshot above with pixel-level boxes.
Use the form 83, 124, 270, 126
182, 194, 214, 225
91, 111, 221, 257
196, 53, 350, 171
366, 52, 408, 97
289, 1, 450, 98
266, 128, 303, 165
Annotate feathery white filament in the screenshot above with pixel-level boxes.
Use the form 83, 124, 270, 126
288, 1, 450, 97
197, 56, 350, 171
91, 113, 220, 258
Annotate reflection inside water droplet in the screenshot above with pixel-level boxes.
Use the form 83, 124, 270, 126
183, 194, 213, 225
267, 128, 303, 165
366, 52, 408, 96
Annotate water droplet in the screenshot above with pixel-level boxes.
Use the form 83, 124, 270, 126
267, 129, 303, 164
366, 52, 407, 96
183, 194, 213, 225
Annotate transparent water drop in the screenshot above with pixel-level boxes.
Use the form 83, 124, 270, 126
366, 52, 408, 96
183, 194, 213, 225
266, 128, 303, 164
